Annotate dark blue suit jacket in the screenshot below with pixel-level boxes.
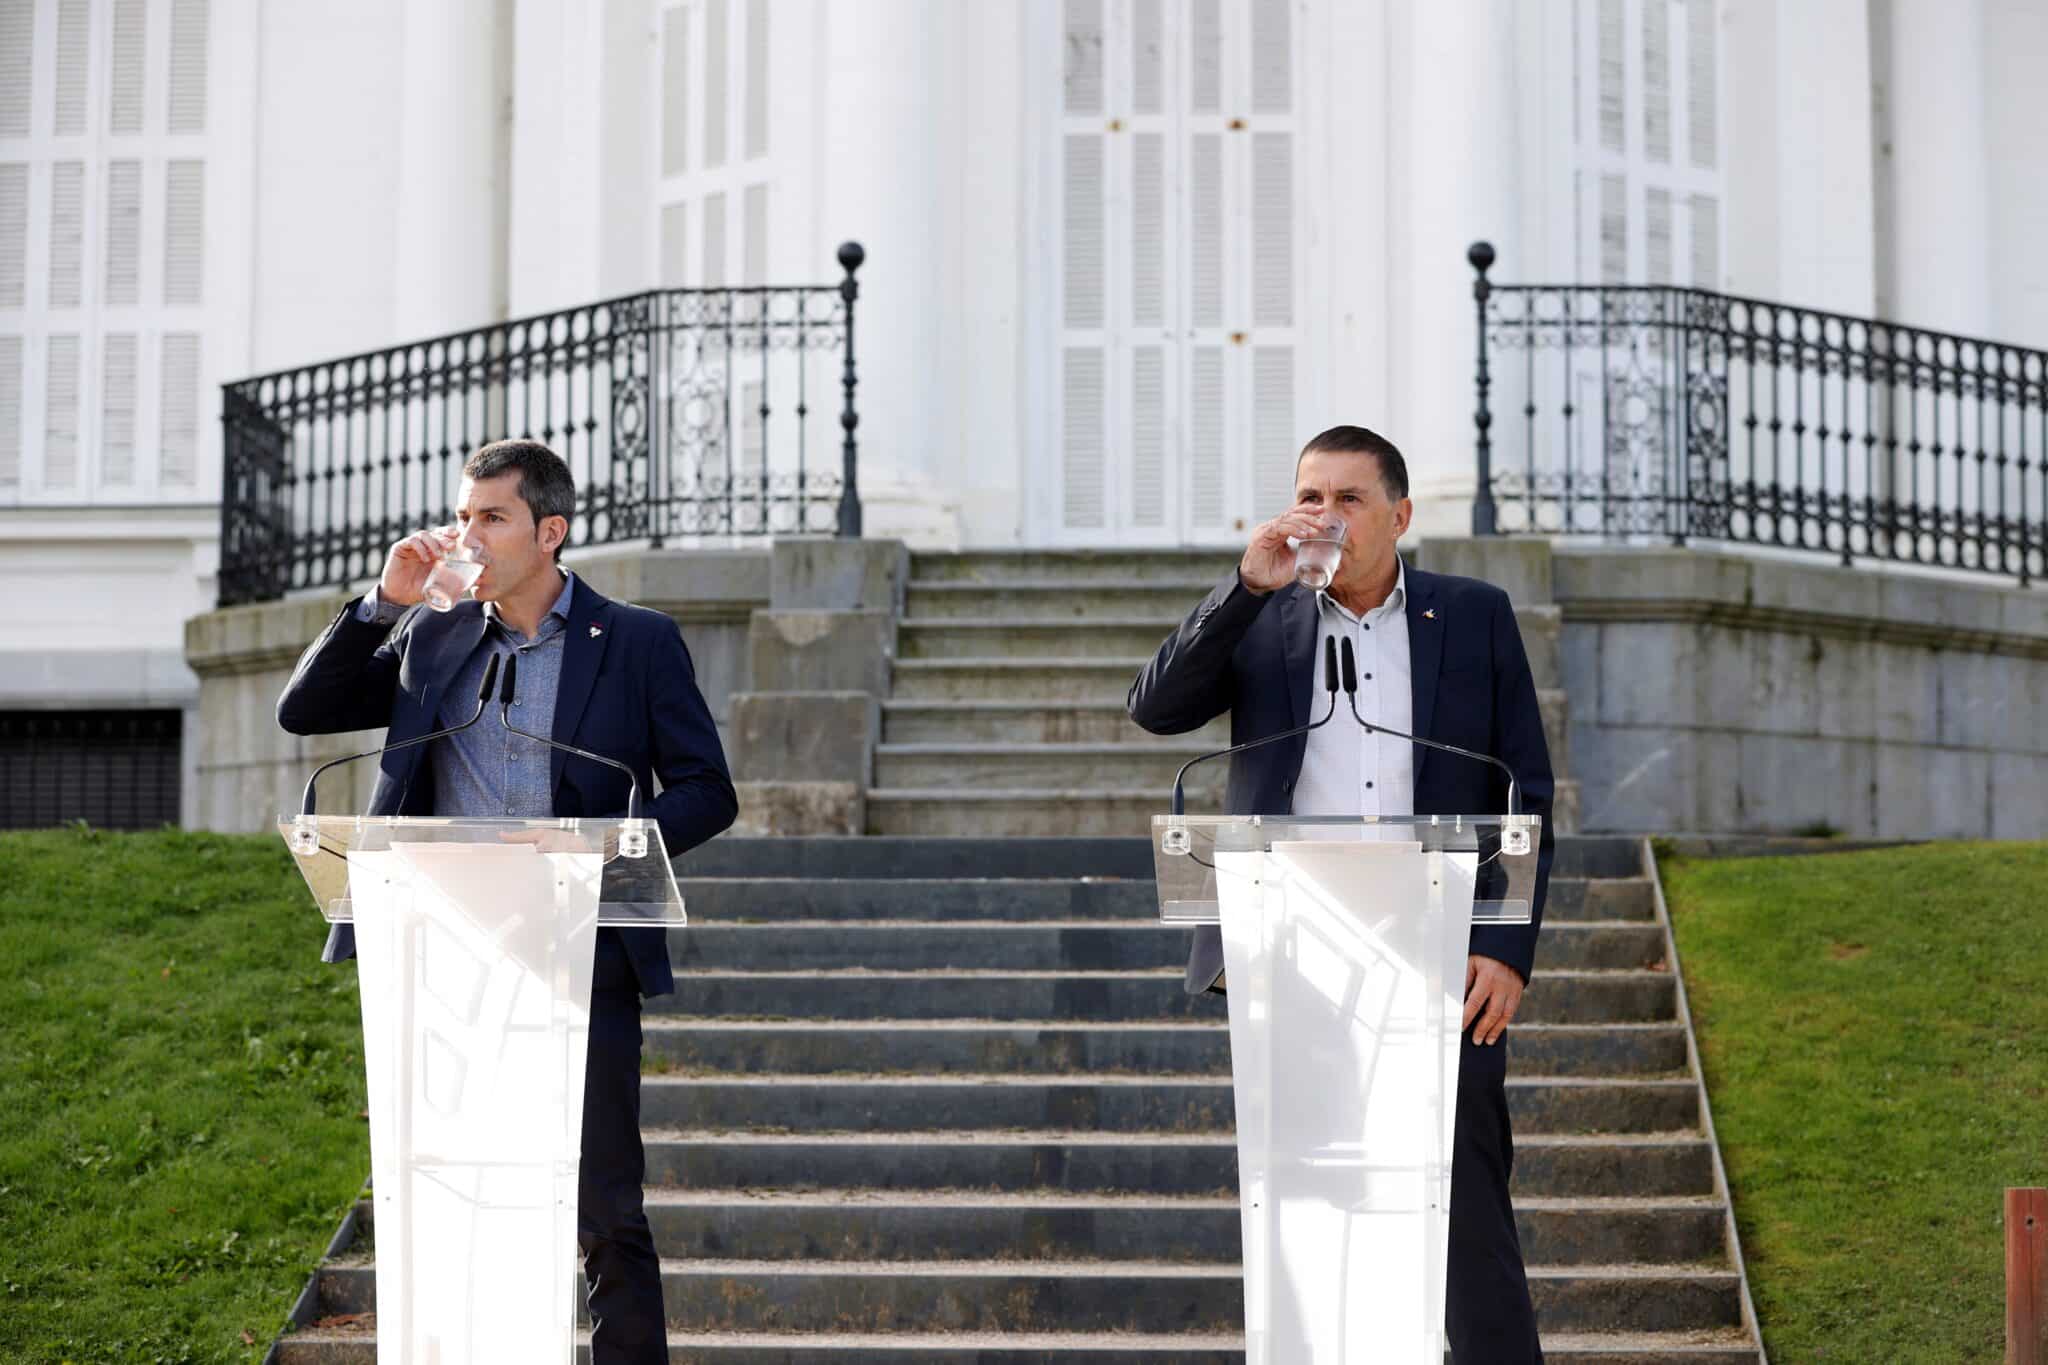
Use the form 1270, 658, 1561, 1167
1128, 562, 1555, 994
276, 574, 738, 997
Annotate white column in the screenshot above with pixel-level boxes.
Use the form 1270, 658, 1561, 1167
392, 0, 508, 339
1983, 0, 2048, 346
1383, 0, 1520, 531
815, 0, 958, 544
1879, 0, 1991, 335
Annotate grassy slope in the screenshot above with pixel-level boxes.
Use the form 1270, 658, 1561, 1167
0, 828, 367, 1365
1662, 841, 2048, 1363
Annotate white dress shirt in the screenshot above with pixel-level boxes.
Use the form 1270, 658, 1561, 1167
1290, 562, 1415, 819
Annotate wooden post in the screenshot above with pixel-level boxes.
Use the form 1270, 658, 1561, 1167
2013, 1188, 2048, 1365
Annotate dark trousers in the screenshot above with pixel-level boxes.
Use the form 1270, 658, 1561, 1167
1448, 1029, 1543, 1364
580, 930, 666, 1364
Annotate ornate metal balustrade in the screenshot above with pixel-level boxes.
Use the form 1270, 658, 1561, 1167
218, 243, 865, 607
1468, 241, 2045, 585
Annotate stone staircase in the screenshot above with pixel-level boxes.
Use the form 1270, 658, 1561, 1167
272, 834, 1760, 1362
867, 551, 1577, 837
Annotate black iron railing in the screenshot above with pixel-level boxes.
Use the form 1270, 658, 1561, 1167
1468, 241, 2045, 585
218, 243, 865, 607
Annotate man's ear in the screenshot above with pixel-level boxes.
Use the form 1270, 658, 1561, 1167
1393, 497, 1414, 538
540, 514, 570, 555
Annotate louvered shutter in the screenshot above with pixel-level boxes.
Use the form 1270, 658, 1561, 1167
701, 190, 725, 286
100, 332, 136, 484
53, 0, 90, 136
49, 161, 84, 307
1642, 0, 1670, 165
704, 0, 727, 168
0, 1, 31, 136
1061, 127, 1106, 528
744, 0, 767, 160
743, 182, 765, 284
164, 160, 203, 304
44, 334, 80, 487
661, 7, 689, 175
1645, 186, 1672, 284
0, 162, 24, 308
0, 336, 20, 487
104, 159, 140, 305
660, 202, 688, 285
160, 332, 198, 486
108, 0, 145, 135
168, 0, 208, 134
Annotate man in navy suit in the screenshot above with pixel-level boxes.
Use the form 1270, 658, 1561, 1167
278, 440, 738, 1364
1128, 425, 1554, 1362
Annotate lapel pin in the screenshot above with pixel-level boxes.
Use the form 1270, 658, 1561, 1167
1424, 608, 1437, 620
589, 624, 604, 638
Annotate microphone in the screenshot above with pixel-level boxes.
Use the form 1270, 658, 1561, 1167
297, 654, 500, 824
495, 655, 650, 853
1169, 627, 1341, 817
1337, 635, 1526, 824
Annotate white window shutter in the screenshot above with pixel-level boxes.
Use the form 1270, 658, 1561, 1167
1688, 0, 1716, 169
1062, 347, 1105, 528
1131, 0, 1162, 115
1188, 133, 1222, 328
704, 0, 728, 168
44, 334, 81, 487
49, 161, 84, 307
53, 0, 89, 136
1689, 192, 1719, 286
739, 379, 763, 477
108, 0, 146, 135
100, 332, 137, 483
661, 6, 689, 176
164, 159, 203, 304
743, 181, 765, 284
1250, 0, 1289, 114
168, 0, 208, 134
1251, 132, 1291, 326
1064, 0, 1103, 113
701, 189, 725, 286
0, 335, 20, 486
1131, 132, 1163, 328
0, 0, 31, 137
1645, 186, 1671, 284
160, 332, 199, 486
1063, 134, 1104, 328
1188, 346, 1224, 527
1642, 0, 1671, 164
0, 161, 25, 308
1597, 0, 1624, 154
1600, 172, 1626, 283
660, 201, 688, 285
104, 159, 140, 304
1131, 345, 1164, 527
1190, 0, 1221, 113
1252, 347, 1294, 517
744, 0, 767, 159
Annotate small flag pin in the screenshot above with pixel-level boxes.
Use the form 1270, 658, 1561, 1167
1423, 608, 1437, 620
589, 624, 604, 638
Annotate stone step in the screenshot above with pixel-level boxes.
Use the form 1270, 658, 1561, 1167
625, 1190, 1725, 1268
889, 659, 1150, 704
635, 1075, 1698, 1136
671, 874, 1648, 924
904, 581, 1224, 620
898, 620, 1179, 661
882, 701, 1230, 747
309, 1260, 1740, 1336
872, 744, 1220, 794
910, 551, 1240, 585
642, 1020, 1686, 1080
677, 835, 1643, 883
1540, 923, 1668, 971
639, 1130, 1717, 1200
653, 967, 1675, 1025
863, 790, 1186, 838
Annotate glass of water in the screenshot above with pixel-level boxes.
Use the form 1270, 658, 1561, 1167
1292, 516, 1348, 591
422, 545, 484, 612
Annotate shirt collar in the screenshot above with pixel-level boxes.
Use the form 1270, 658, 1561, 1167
1317, 560, 1406, 625
484, 568, 576, 634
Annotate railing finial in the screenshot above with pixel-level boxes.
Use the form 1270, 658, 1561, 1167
1470, 242, 1497, 536
837, 242, 865, 538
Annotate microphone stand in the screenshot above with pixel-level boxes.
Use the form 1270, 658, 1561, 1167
494, 655, 652, 858
1170, 631, 1343, 816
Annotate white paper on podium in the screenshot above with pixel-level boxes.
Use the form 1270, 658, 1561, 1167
348, 841, 605, 1365
1216, 837, 1478, 1364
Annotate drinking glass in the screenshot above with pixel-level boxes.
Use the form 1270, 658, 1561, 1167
1292, 516, 1348, 591
422, 545, 484, 612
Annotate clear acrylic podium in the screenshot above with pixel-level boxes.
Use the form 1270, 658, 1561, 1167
278, 814, 687, 1365
1153, 813, 1540, 1364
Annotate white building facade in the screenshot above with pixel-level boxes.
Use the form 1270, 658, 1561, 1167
2, 0, 2045, 824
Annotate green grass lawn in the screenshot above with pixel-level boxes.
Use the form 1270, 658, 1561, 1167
0, 827, 368, 1365
1662, 840, 2048, 1363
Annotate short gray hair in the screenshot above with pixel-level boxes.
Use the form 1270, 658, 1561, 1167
463, 440, 576, 559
